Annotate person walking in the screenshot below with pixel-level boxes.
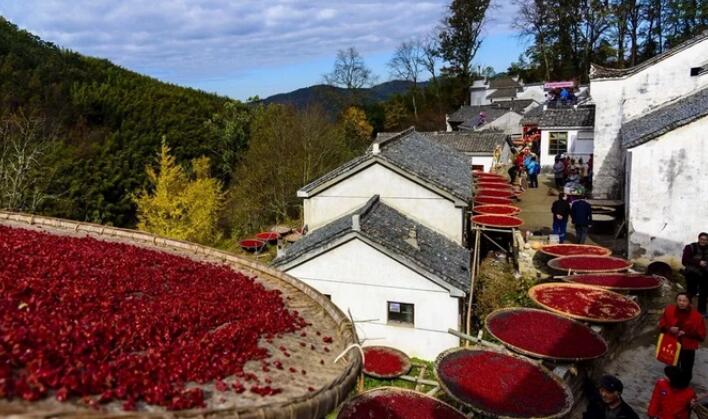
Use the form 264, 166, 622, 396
527, 156, 540, 188
682, 232, 708, 315
553, 158, 565, 189
647, 366, 696, 419
570, 195, 592, 244
551, 193, 571, 243
583, 375, 639, 419
658, 293, 706, 379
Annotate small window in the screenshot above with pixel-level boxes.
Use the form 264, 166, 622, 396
323, 294, 331, 300
387, 301, 414, 326
549, 132, 568, 155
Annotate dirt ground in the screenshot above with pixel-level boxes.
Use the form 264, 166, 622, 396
510, 173, 707, 415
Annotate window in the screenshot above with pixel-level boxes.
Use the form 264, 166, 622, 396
549, 132, 568, 155
387, 301, 414, 326
471, 164, 485, 172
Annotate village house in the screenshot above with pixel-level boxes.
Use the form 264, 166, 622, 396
422, 131, 511, 172
445, 100, 535, 136
590, 30, 708, 200
589, 30, 708, 265
536, 105, 595, 167
297, 128, 472, 245
272, 195, 470, 360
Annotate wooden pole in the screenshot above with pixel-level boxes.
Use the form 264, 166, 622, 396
464, 227, 481, 340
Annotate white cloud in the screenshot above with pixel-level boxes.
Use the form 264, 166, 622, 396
0, 0, 516, 95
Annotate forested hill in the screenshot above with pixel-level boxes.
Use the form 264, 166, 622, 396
263, 80, 422, 114
0, 17, 238, 227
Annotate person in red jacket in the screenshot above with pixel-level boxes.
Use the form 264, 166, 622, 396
647, 366, 696, 419
658, 293, 706, 378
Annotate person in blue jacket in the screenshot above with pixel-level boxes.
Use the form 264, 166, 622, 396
571, 195, 593, 244
527, 156, 540, 188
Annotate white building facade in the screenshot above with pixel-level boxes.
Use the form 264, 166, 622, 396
537, 106, 595, 167
590, 31, 708, 199
298, 129, 472, 245
273, 197, 470, 360
623, 88, 708, 266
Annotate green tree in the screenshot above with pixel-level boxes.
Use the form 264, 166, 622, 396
438, 0, 492, 81
133, 138, 224, 245
227, 105, 350, 236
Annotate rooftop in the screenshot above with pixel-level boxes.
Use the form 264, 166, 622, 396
487, 88, 518, 100
403, 131, 508, 154
591, 30, 708, 80
622, 86, 708, 148
272, 196, 471, 295
300, 128, 473, 202
538, 106, 595, 128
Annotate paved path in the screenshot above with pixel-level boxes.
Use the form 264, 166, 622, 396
513, 174, 626, 255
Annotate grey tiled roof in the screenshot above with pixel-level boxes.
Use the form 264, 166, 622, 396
591, 30, 708, 80
273, 196, 471, 293
300, 129, 473, 201
489, 77, 522, 89
487, 88, 518, 99
493, 99, 535, 113
423, 132, 508, 153
448, 105, 512, 124
621, 87, 708, 148
520, 105, 544, 124
538, 106, 595, 128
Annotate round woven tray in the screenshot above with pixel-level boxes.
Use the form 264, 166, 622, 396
484, 308, 608, 362
472, 214, 524, 228
474, 197, 514, 205
528, 283, 641, 323
476, 190, 516, 199
0, 212, 361, 419
473, 204, 521, 216
547, 255, 633, 273
560, 273, 663, 291
361, 346, 411, 379
434, 347, 573, 419
337, 387, 466, 419
538, 244, 612, 258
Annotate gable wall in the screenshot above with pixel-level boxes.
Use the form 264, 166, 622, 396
303, 163, 464, 244
285, 239, 462, 360
626, 116, 708, 266
590, 39, 708, 199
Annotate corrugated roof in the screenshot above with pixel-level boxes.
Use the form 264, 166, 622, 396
272, 196, 471, 293
622, 87, 708, 148
538, 106, 595, 128
299, 129, 473, 202
591, 30, 708, 80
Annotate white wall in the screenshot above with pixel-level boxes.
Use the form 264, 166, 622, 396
591, 39, 708, 198
539, 129, 593, 166
303, 163, 465, 244
286, 239, 462, 360
627, 116, 708, 267
467, 155, 494, 172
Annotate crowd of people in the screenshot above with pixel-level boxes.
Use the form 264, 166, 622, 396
508, 148, 541, 190
584, 289, 706, 419
553, 153, 592, 195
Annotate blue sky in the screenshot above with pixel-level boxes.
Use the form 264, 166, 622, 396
0, 1, 527, 100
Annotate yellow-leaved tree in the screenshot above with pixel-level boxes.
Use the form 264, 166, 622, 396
134, 138, 224, 245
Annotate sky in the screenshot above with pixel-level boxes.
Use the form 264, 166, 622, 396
0, 1, 527, 100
